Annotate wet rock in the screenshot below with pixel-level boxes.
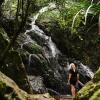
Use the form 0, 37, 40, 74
16, 33, 47, 93
16, 34, 43, 54
0, 27, 33, 93
0, 51, 33, 93
24, 53, 69, 94
0, 71, 55, 100
27, 75, 47, 93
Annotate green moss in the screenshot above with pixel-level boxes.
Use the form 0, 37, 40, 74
74, 68, 100, 100
0, 81, 6, 98
0, 81, 6, 90
0, 72, 22, 100
75, 82, 100, 100
38, 9, 60, 21
90, 89, 100, 100
74, 81, 94, 100
0, 51, 32, 93
2, 0, 18, 17
93, 67, 100, 82
31, 43, 42, 54
24, 42, 42, 54
0, 71, 54, 100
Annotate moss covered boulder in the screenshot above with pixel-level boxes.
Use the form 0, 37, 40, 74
0, 71, 55, 100
0, 27, 33, 93
74, 68, 100, 100
16, 34, 43, 54
0, 51, 33, 93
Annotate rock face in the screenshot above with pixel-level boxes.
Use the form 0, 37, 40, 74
74, 67, 100, 100
2, 51, 33, 93
16, 33, 69, 94
0, 71, 55, 100
0, 27, 32, 93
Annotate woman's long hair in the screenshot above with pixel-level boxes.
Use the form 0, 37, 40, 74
69, 63, 77, 71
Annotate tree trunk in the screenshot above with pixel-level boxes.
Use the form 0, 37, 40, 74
0, 0, 31, 66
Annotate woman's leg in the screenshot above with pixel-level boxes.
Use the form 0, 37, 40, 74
70, 84, 76, 97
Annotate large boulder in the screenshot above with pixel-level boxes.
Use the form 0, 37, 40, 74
0, 71, 55, 100
16, 33, 48, 93
0, 27, 32, 93
1, 51, 33, 93
74, 68, 100, 100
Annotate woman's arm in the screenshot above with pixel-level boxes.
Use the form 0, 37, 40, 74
77, 73, 79, 82
68, 73, 71, 84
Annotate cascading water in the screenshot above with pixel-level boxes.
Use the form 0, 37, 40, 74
79, 63, 94, 79
25, 3, 60, 58
18, 3, 94, 94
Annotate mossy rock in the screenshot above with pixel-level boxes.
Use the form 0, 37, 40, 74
90, 89, 100, 100
0, 71, 55, 100
74, 68, 100, 100
0, 78, 21, 100
24, 42, 42, 54
0, 51, 32, 93
0, 81, 6, 99
17, 33, 43, 54
93, 68, 100, 82
2, 0, 18, 17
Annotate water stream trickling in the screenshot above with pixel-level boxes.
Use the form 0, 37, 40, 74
79, 63, 94, 79
19, 3, 94, 94
24, 3, 60, 58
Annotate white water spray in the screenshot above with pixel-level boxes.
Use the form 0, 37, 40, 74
24, 3, 60, 57
79, 63, 94, 79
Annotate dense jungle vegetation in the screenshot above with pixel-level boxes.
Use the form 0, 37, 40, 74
0, 0, 100, 100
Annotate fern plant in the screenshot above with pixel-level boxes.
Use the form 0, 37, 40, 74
51, 0, 100, 33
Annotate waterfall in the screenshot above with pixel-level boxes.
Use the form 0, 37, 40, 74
48, 37, 60, 57
19, 3, 95, 94
79, 63, 94, 79
25, 3, 60, 57
28, 54, 32, 67
29, 3, 94, 76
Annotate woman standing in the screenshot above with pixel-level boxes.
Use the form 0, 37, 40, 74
67, 63, 79, 97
